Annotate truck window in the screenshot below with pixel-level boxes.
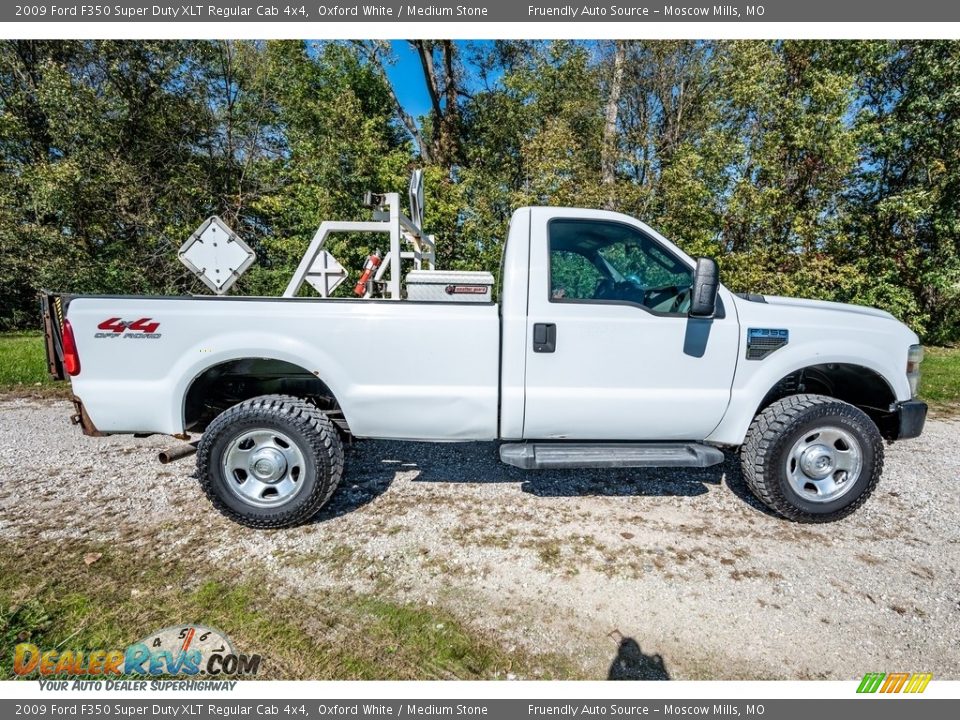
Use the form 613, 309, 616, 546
550, 250, 603, 300
548, 218, 693, 314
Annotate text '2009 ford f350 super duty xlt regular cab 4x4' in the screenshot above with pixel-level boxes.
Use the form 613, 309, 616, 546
41, 188, 927, 528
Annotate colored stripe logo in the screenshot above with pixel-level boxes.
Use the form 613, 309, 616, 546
857, 672, 932, 694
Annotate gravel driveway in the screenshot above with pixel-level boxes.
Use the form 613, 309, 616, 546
1, 397, 958, 679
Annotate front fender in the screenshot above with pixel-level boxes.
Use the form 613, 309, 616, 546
707, 338, 910, 446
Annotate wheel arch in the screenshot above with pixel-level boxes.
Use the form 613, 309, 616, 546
181, 357, 349, 435
710, 359, 903, 446
758, 362, 897, 413
752, 363, 897, 437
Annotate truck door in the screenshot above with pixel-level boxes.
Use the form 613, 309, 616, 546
522, 210, 739, 441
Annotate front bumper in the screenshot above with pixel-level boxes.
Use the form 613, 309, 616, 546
893, 400, 927, 440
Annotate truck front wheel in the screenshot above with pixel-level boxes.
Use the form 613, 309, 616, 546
740, 394, 883, 522
196, 394, 344, 528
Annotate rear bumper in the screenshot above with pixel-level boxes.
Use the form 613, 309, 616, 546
893, 400, 927, 440
71, 396, 105, 437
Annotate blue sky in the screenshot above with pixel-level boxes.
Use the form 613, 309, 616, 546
382, 40, 498, 122
383, 41, 435, 118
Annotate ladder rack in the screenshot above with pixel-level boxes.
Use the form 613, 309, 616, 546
283, 172, 436, 300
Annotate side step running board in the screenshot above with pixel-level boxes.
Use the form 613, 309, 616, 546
499, 442, 725, 470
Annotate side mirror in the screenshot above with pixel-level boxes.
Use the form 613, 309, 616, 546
689, 257, 719, 318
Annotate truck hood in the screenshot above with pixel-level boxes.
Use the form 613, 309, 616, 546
760, 295, 897, 321
732, 292, 919, 348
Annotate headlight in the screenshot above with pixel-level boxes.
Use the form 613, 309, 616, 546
907, 344, 924, 397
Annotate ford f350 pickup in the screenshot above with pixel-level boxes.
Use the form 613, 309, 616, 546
42, 195, 927, 528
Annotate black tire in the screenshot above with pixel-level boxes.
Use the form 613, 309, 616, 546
740, 394, 883, 523
196, 394, 343, 528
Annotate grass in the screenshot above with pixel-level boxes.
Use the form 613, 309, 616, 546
0, 542, 577, 680
0, 332, 68, 396
917, 346, 960, 409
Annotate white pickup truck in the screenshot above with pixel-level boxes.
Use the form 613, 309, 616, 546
42, 200, 927, 528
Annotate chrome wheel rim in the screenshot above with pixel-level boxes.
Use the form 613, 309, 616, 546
785, 426, 863, 503
222, 429, 306, 508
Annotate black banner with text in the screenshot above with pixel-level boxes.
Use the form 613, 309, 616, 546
6, 1, 960, 23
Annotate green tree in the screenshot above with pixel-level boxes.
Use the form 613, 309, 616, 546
847, 40, 960, 342
2, 39, 959, 343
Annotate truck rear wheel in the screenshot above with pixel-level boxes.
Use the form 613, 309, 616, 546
740, 394, 883, 522
196, 394, 343, 528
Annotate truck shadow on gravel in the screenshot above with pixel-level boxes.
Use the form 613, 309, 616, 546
313, 441, 776, 522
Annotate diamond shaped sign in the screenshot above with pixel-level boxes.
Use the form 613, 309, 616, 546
178, 216, 255, 295
305, 250, 348, 297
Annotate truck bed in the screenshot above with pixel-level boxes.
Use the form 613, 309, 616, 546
53, 294, 501, 440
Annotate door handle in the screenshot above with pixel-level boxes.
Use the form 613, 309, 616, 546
533, 323, 556, 353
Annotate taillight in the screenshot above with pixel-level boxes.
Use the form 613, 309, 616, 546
61, 318, 81, 376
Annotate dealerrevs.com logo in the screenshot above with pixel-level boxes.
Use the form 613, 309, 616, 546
14, 625, 260, 684
95, 317, 161, 339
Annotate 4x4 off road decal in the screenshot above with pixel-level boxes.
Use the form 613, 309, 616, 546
95, 317, 162, 339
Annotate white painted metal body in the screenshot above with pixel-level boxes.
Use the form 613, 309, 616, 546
707, 295, 917, 445
67, 297, 499, 439
521, 208, 740, 440
63, 206, 919, 445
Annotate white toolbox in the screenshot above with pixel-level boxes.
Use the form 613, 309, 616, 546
405, 270, 495, 302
